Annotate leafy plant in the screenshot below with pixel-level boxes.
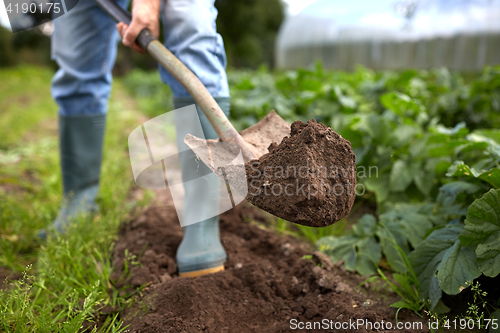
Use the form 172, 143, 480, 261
318, 214, 381, 276
409, 225, 481, 310
460, 189, 500, 278
364, 235, 426, 315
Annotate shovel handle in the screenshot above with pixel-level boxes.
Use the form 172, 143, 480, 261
94, 0, 156, 50
94, 0, 258, 161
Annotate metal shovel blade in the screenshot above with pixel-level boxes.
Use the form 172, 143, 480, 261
184, 110, 290, 182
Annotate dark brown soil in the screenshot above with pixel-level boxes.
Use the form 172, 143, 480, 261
108, 190, 427, 333
244, 120, 356, 228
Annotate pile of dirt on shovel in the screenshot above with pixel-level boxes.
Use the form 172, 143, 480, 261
243, 119, 356, 228
103, 190, 427, 333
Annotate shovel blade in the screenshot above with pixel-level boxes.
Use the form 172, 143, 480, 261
184, 110, 291, 174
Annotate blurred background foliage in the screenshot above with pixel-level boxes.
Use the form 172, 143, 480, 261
215, 0, 284, 68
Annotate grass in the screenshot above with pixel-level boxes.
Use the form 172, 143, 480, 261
0, 65, 155, 332
0, 66, 57, 148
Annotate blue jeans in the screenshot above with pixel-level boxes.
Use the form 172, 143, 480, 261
51, 0, 230, 116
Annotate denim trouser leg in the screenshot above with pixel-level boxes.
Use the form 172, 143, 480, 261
48, 0, 129, 236
51, 0, 129, 116
159, 0, 229, 99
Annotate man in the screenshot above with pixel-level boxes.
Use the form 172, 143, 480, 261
49, 0, 228, 277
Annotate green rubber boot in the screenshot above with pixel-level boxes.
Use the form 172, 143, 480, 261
39, 114, 105, 238
174, 97, 229, 277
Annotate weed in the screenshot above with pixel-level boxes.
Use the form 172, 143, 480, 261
364, 229, 426, 316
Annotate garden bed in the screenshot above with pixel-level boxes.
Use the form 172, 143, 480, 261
106, 189, 426, 332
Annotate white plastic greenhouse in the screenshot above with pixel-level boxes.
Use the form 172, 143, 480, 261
276, 0, 500, 71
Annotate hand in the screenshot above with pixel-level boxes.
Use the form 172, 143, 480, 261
116, 0, 160, 53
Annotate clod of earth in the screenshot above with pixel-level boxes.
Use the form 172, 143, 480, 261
226, 120, 356, 228
246, 119, 356, 227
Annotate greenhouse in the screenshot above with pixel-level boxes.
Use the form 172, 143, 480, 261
276, 0, 500, 71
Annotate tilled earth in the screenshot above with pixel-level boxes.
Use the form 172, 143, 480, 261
109, 190, 427, 332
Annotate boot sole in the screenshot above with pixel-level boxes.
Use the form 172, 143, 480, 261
179, 265, 224, 278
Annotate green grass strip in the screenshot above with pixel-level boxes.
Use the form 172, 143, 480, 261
0, 66, 154, 332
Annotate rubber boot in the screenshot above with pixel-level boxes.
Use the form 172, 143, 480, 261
174, 97, 229, 277
39, 114, 105, 238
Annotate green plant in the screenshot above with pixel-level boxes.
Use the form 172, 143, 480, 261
365, 242, 426, 316
318, 214, 381, 276
463, 282, 489, 324
460, 189, 500, 278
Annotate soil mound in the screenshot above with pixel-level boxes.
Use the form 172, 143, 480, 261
109, 191, 425, 333
244, 119, 356, 227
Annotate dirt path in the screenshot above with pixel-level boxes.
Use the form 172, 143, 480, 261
110, 189, 427, 332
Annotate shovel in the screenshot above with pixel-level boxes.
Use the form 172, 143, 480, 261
95, 0, 295, 202
95, 0, 357, 228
